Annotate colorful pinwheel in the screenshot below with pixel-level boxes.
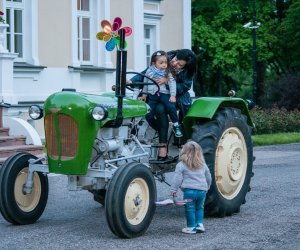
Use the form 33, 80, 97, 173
96, 17, 132, 51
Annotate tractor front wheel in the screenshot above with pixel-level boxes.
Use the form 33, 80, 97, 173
0, 153, 49, 224
105, 162, 156, 238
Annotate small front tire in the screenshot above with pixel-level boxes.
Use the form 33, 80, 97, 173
0, 152, 49, 225
105, 162, 156, 238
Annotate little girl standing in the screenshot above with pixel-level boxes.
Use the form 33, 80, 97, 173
170, 141, 212, 234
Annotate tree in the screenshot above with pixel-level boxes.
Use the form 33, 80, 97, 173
192, 0, 299, 107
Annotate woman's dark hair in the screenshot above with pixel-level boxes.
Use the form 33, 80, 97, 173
176, 49, 197, 78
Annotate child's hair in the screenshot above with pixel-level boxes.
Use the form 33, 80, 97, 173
179, 141, 205, 170
150, 50, 173, 77
150, 50, 168, 65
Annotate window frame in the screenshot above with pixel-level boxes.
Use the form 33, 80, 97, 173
6, 0, 25, 60
76, 0, 92, 65
144, 24, 156, 67
71, 0, 111, 68
4, 0, 39, 65
144, 15, 161, 68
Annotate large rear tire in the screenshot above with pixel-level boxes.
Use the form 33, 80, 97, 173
105, 162, 156, 238
191, 108, 253, 217
0, 152, 49, 224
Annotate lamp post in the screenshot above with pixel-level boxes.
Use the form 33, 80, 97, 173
252, 0, 257, 104
243, 0, 260, 104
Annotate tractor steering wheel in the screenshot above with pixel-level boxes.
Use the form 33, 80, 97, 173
125, 71, 160, 97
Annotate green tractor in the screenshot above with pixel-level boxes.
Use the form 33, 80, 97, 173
0, 30, 254, 238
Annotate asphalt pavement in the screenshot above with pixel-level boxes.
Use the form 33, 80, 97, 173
0, 143, 300, 250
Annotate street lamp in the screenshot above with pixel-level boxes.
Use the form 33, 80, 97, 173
243, 0, 261, 104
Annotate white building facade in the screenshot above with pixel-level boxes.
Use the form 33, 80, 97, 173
0, 0, 191, 139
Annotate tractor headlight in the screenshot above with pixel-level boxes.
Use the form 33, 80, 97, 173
29, 105, 43, 120
92, 106, 108, 121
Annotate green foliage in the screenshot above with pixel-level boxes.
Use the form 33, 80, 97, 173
192, 0, 299, 101
279, 0, 300, 69
250, 105, 300, 135
267, 72, 300, 110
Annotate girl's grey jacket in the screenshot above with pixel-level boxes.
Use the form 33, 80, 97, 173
143, 68, 177, 97
170, 161, 212, 193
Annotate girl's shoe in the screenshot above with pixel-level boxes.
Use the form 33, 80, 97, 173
173, 124, 183, 137
182, 227, 196, 234
196, 223, 205, 232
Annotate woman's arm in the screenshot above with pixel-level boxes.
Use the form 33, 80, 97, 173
130, 68, 148, 82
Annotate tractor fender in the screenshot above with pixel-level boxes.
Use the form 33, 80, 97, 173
183, 97, 254, 136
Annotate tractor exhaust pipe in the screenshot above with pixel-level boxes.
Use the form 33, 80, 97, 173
114, 29, 127, 127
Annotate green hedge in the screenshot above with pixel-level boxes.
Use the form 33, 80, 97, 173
250, 106, 300, 135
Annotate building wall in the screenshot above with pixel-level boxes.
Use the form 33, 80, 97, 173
38, 0, 72, 67
1, 0, 191, 104
160, 0, 183, 51
111, 0, 134, 69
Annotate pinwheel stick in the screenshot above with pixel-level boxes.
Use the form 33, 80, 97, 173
115, 29, 127, 127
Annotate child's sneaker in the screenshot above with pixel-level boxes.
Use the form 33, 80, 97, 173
196, 223, 205, 233
182, 227, 196, 234
173, 124, 183, 137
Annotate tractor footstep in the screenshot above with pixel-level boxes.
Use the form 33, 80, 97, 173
149, 156, 176, 164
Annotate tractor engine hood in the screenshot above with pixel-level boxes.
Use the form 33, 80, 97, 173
44, 91, 148, 125
43, 90, 148, 175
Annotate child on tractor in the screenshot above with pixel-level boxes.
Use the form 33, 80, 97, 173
138, 50, 183, 139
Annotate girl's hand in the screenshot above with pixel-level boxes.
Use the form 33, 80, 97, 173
138, 96, 147, 101
155, 77, 168, 85
169, 96, 176, 103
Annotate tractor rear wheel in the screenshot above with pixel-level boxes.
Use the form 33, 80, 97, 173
105, 162, 156, 238
191, 107, 253, 217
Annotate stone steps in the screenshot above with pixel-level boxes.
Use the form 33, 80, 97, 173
0, 135, 26, 146
0, 127, 44, 166
0, 127, 9, 136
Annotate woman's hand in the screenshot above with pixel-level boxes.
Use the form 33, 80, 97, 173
138, 96, 147, 102
169, 96, 176, 103
155, 77, 168, 85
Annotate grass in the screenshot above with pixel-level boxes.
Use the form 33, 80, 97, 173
252, 132, 300, 146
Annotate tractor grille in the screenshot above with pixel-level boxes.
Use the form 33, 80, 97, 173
45, 114, 78, 160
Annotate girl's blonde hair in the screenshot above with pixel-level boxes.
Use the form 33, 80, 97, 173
179, 141, 205, 170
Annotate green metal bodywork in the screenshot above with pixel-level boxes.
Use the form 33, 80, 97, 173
183, 97, 254, 136
44, 91, 148, 175
43, 92, 253, 175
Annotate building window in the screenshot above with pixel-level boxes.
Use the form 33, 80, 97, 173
5, 0, 39, 65
6, 0, 24, 58
77, 0, 91, 64
144, 25, 156, 67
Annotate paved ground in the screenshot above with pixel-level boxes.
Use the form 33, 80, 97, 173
0, 143, 300, 249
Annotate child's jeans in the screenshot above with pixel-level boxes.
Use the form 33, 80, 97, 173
183, 188, 207, 228
146, 93, 179, 124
